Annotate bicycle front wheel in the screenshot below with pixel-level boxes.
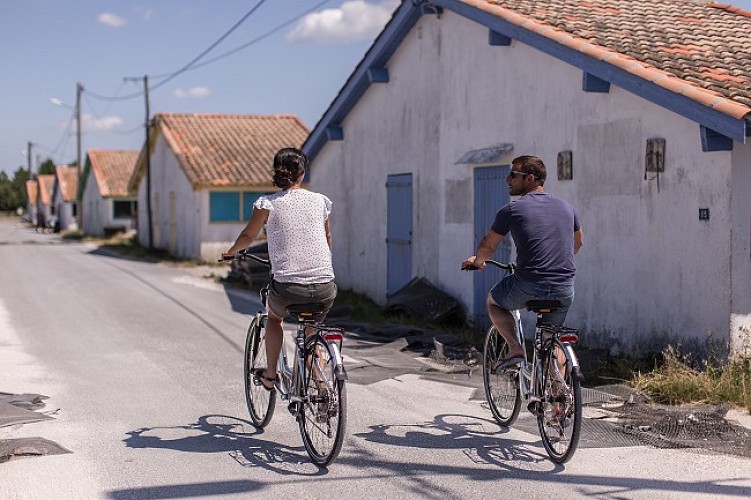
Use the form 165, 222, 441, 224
244, 317, 276, 427
298, 335, 347, 466
483, 326, 521, 426
537, 339, 582, 463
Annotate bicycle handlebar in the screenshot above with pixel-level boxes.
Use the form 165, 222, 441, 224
219, 249, 271, 268
461, 260, 514, 271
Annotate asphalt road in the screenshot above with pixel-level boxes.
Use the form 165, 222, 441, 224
1, 218, 750, 500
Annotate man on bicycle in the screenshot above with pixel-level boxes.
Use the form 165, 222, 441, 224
462, 155, 583, 371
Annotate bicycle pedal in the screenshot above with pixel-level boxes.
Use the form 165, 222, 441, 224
527, 401, 542, 416
287, 402, 300, 417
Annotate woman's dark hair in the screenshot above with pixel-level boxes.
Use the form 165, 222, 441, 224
272, 147, 308, 189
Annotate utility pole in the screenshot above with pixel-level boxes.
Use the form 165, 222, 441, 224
76, 82, 84, 231
125, 75, 153, 249
26, 141, 32, 178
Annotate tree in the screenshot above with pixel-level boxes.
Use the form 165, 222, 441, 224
0, 167, 31, 211
38, 158, 56, 175
0, 171, 16, 211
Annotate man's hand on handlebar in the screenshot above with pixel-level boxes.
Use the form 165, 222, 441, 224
461, 256, 485, 271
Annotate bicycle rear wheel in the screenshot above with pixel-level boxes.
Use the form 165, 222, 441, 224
244, 317, 276, 427
298, 335, 347, 466
537, 339, 581, 463
483, 326, 521, 426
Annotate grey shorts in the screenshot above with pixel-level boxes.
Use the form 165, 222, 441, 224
490, 274, 574, 326
268, 279, 337, 321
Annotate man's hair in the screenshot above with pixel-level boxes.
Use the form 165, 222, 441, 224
272, 147, 308, 189
512, 155, 546, 185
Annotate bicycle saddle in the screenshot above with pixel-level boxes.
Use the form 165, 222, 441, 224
287, 303, 327, 317
526, 299, 562, 313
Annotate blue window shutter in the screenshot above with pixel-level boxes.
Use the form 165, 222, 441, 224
210, 192, 240, 222
242, 192, 264, 221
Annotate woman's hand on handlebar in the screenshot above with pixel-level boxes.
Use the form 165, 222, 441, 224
461, 256, 485, 271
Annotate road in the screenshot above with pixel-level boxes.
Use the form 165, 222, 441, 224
1, 217, 750, 500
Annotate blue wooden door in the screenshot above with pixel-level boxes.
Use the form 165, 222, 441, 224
386, 173, 413, 295
473, 166, 511, 329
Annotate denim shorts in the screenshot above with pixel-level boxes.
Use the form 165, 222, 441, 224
268, 279, 337, 321
490, 274, 574, 325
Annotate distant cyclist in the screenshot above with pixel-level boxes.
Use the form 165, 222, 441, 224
223, 148, 337, 390
462, 155, 583, 371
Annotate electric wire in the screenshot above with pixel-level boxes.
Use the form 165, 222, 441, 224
149, 0, 334, 78
85, 0, 268, 101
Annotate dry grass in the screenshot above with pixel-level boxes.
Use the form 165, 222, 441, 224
634, 345, 751, 412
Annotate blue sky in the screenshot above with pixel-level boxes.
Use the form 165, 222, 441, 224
0, 0, 399, 175
2, 0, 751, 177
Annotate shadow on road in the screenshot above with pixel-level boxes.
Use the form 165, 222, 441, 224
123, 414, 328, 477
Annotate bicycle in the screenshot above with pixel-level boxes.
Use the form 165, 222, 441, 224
464, 259, 583, 463
223, 249, 348, 466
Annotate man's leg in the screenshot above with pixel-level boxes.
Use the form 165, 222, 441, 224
487, 292, 524, 359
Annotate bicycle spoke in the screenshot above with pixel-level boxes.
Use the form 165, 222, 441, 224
298, 335, 347, 466
244, 317, 276, 427
537, 340, 581, 463
483, 327, 521, 426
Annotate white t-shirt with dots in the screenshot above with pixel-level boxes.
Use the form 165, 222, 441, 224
254, 188, 334, 284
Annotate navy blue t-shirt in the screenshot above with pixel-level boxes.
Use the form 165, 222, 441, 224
491, 192, 580, 287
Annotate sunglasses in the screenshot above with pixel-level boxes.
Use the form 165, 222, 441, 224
508, 170, 530, 179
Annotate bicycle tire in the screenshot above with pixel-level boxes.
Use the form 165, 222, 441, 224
298, 335, 347, 466
483, 326, 521, 426
537, 338, 581, 463
244, 317, 276, 427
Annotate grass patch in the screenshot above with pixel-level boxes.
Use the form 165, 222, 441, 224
74, 232, 211, 266
633, 345, 751, 412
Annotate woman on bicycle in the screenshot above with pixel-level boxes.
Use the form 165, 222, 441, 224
223, 147, 337, 390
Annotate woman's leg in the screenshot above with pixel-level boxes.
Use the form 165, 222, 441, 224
263, 309, 284, 383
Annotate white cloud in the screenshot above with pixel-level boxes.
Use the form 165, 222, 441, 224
82, 114, 123, 131
287, 0, 399, 44
98, 12, 126, 27
134, 6, 153, 21
174, 87, 212, 99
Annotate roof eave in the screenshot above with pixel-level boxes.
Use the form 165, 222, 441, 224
302, 1, 425, 161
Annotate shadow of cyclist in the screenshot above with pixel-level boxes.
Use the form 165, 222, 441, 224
353, 412, 559, 472
123, 414, 328, 476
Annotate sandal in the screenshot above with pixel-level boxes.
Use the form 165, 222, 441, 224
254, 368, 277, 391
492, 354, 525, 373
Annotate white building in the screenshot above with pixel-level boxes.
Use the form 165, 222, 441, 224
127, 113, 309, 262
80, 150, 139, 237
52, 165, 79, 231
303, 0, 751, 356
35, 174, 55, 228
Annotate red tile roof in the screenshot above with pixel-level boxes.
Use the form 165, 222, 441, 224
142, 113, 309, 189
37, 174, 55, 207
26, 180, 38, 204
55, 165, 79, 202
469, 0, 751, 118
88, 150, 139, 197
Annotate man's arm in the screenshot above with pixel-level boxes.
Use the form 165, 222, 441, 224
462, 229, 504, 269
574, 228, 583, 255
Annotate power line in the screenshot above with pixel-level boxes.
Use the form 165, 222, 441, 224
150, 0, 334, 77
86, 0, 269, 101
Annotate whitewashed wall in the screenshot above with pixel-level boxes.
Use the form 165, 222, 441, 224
53, 187, 77, 231
730, 143, 751, 357
310, 10, 748, 354
81, 170, 105, 236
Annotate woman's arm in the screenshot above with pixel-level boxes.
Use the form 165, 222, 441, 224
324, 217, 333, 250
223, 208, 269, 256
